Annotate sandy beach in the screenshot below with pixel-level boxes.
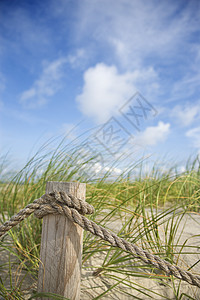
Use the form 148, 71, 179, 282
81, 211, 200, 299
0, 210, 200, 299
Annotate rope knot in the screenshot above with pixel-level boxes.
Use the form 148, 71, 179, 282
34, 191, 95, 219
1, 190, 200, 288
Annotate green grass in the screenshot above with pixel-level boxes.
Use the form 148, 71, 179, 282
0, 140, 200, 299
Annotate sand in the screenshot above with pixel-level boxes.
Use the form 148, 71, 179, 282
81, 211, 200, 299
0, 210, 200, 299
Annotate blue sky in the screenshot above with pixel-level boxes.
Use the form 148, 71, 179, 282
0, 0, 200, 175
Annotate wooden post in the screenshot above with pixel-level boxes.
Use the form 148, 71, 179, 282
37, 181, 86, 300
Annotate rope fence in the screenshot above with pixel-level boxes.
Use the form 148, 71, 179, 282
0, 187, 200, 294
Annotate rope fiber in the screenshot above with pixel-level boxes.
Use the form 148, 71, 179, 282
0, 191, 200, 288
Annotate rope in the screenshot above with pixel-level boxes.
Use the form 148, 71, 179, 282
0, 191, 200, 288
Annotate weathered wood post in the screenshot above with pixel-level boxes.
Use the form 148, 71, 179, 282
37, 181, 86, 300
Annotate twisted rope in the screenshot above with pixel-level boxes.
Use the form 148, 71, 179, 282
0, 191, 200, 288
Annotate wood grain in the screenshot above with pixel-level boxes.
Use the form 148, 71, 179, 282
37, 181, 86, 300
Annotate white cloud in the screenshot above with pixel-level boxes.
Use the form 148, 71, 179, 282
170, 68, 200, 102
67, 48, 86, 69
171, 103, 200, 126
134, 121, 170, 147
76, 63, 158, 123
90, 162, 122, 176
71, 0, 200, 106
74, 0, 199, 68
104, 166, 122, 175
19, 57, 67, 109
186, 127, 200, 149
92, 162, 102, 174
179, 166, 186, 173
76, 63, 134, 123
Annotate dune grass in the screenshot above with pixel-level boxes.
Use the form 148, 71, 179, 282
0, 140, 199, 299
